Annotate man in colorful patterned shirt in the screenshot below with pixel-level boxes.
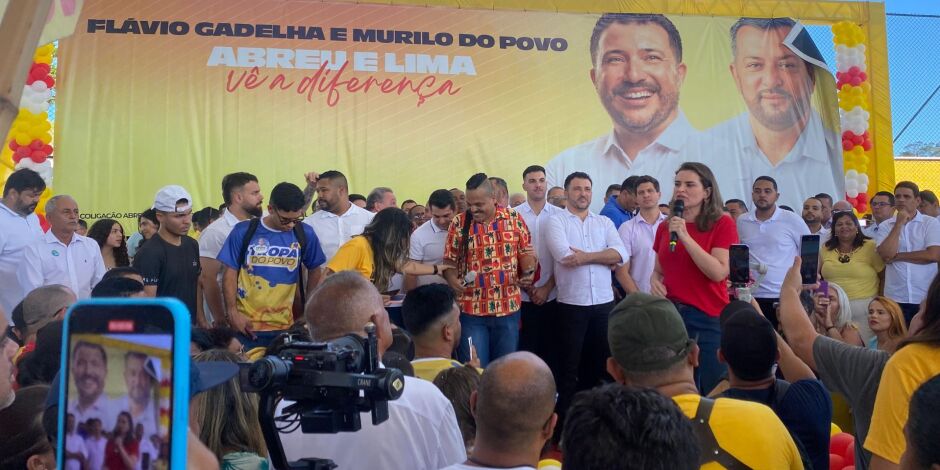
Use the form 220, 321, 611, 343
443, 173, 537, 367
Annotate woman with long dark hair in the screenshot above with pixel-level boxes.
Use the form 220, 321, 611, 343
88, 218, 130, 269
104, 411, 139, 470
820, 210, 884, 341
325, 207, 452, 291
865, 273, 940, 468
651, 162, 738, 394
128, 209, 159, 259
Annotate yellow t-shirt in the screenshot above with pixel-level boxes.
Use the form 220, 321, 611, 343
672, 394, 803, 470
327, 236, 374, 281
821, 239, 885, 299
864, 342, 940, 463
411, 357, 463, 382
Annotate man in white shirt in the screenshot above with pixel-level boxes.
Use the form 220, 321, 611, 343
0, 168, 46, 319
84, 417, 108, 470
113, 352, 160, 439
615, 175, 667, 294
404, 189, 455, 292
303, 171, 375, 261
737, 176, 810, 330
440, 352, 557, 470
199, 172, 264, 323
366, 186, 397, 213
545, 13, 743, 213
545, 171, 627, 428
67, 340, 115, 429
515, 165, 564, 372
802, 197, 830, 240
280, 271, 465, 469
708, 17, 843, 210
64, 413, 88, 470
863, 191, 896, 244
877, 181, 940, 324
19, 195, 106, 299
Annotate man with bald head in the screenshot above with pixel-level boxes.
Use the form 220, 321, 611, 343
19, 195, 106, 300
280, 271, 466, 470
442, 351, 557, 470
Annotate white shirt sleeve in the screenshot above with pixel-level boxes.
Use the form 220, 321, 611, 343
18, 240, 44, 296
433, 401, 469, 469
924, 216, 940, 248
604, 217, 628, 264
90, 243, 107, 289
545, 215, 572, 262
198, 226, 225, 259
409, 230, 423, 261
618, 222, 634, 264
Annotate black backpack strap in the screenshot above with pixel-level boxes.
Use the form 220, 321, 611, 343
691, 397, 752, 469
293, 223, 308, 305
237, 218, 262, 270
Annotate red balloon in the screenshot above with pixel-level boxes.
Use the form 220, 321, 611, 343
843, 140, 854, 151
41, 144, 53, 154
42, 76, 55, 88
8, 140, 19, 151
850, 77, 862, 87
37, 212, 49, 232
859, 72, 867, 81
14, 147, 30, 158
830, 453, 845, 470
857, 193, 869, 204
849, 66, 860, 75
842, 130, 856, 139
831, 433, 855, 457
29, 150, 46, 163
862, 140, 873, 151
852, 135, 864, 145
844, 443, 855, 464
29, 139, 43, 150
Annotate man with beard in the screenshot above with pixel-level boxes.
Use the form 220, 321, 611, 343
0, 169, 46, 318
545, 172, 627, 428
19, 195, 107, 300
303, 171, 375, 261
114, 353, 160, 441
546, 13, 738, 213
404, 189, 456, 292
67, 340, 114, 430
710, 17, 842, 210
736, 176, 809, 329
200, 173, 264, 324
802, 197, 830, 239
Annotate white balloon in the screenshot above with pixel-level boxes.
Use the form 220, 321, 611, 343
845, 169, 859, 179
847, 189, 860, 198
30, 81, 48, 92
859, 183, 869, 193
845, 179, 859, 191
858, 173, 870, 185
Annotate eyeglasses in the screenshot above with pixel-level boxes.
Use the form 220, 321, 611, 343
273, 208, 305, 225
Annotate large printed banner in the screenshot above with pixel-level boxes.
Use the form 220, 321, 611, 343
56, 0, 842, 220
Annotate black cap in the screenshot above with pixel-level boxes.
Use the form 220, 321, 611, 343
719, 301, 777, 381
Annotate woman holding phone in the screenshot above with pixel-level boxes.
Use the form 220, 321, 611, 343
651, 162, 738, 394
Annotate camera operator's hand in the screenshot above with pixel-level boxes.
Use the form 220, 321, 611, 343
228, 309, 254, 339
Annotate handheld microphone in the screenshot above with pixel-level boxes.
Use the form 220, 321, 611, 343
669, 199, 685, 252
463, 270, 477, 287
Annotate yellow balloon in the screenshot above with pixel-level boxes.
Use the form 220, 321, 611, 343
38, 132, 52, 145
15, 133, 31, 146
35, 187, 53, 216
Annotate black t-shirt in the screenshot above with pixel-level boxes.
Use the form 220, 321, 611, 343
722, 379, 832, 470
132, 233, 201, 316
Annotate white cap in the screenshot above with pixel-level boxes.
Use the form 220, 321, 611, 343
153, 185, 192, 213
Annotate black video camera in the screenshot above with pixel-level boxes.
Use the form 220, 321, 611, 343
242, 324, 405, 470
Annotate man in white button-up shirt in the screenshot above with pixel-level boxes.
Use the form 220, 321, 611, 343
877, 181, 940, 324
515, 165, 564, 372
19, 195, 106, 300
708, 17, 843, 211
615, 175, 667, 294
0, 169, 46, 319
545, 14, 744, 213
862, 191, 896, 245
736, 177, 809, 330
200, 172, 264, 323
545, 171, 627, 427
404, 189, 455, 292
303, 171, 375, 261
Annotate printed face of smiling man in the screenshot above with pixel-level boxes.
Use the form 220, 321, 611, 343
591, 18, 687, 141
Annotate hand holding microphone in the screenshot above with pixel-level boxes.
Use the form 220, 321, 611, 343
669, 199, 685, 252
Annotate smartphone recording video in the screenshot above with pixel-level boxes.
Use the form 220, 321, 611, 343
59, 299, 190, 470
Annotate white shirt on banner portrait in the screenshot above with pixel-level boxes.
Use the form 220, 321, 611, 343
880, 212, 940, 304
0, 201, 45, 319
18, 231, 107, 300
707, 110, 843, 211
617, 211, 668, 294
545, 210, 628, 306
545, 111, 746, 214
516, 201, 564, 302
303, 204, 375, 261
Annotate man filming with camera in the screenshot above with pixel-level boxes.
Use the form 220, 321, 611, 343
277, 271, 466, 469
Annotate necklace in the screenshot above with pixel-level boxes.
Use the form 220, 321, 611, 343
837, 245, 859, 263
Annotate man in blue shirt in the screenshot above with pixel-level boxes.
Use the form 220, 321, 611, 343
599, 175, 638, 229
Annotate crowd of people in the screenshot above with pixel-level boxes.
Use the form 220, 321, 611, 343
1, 154, 940, 470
